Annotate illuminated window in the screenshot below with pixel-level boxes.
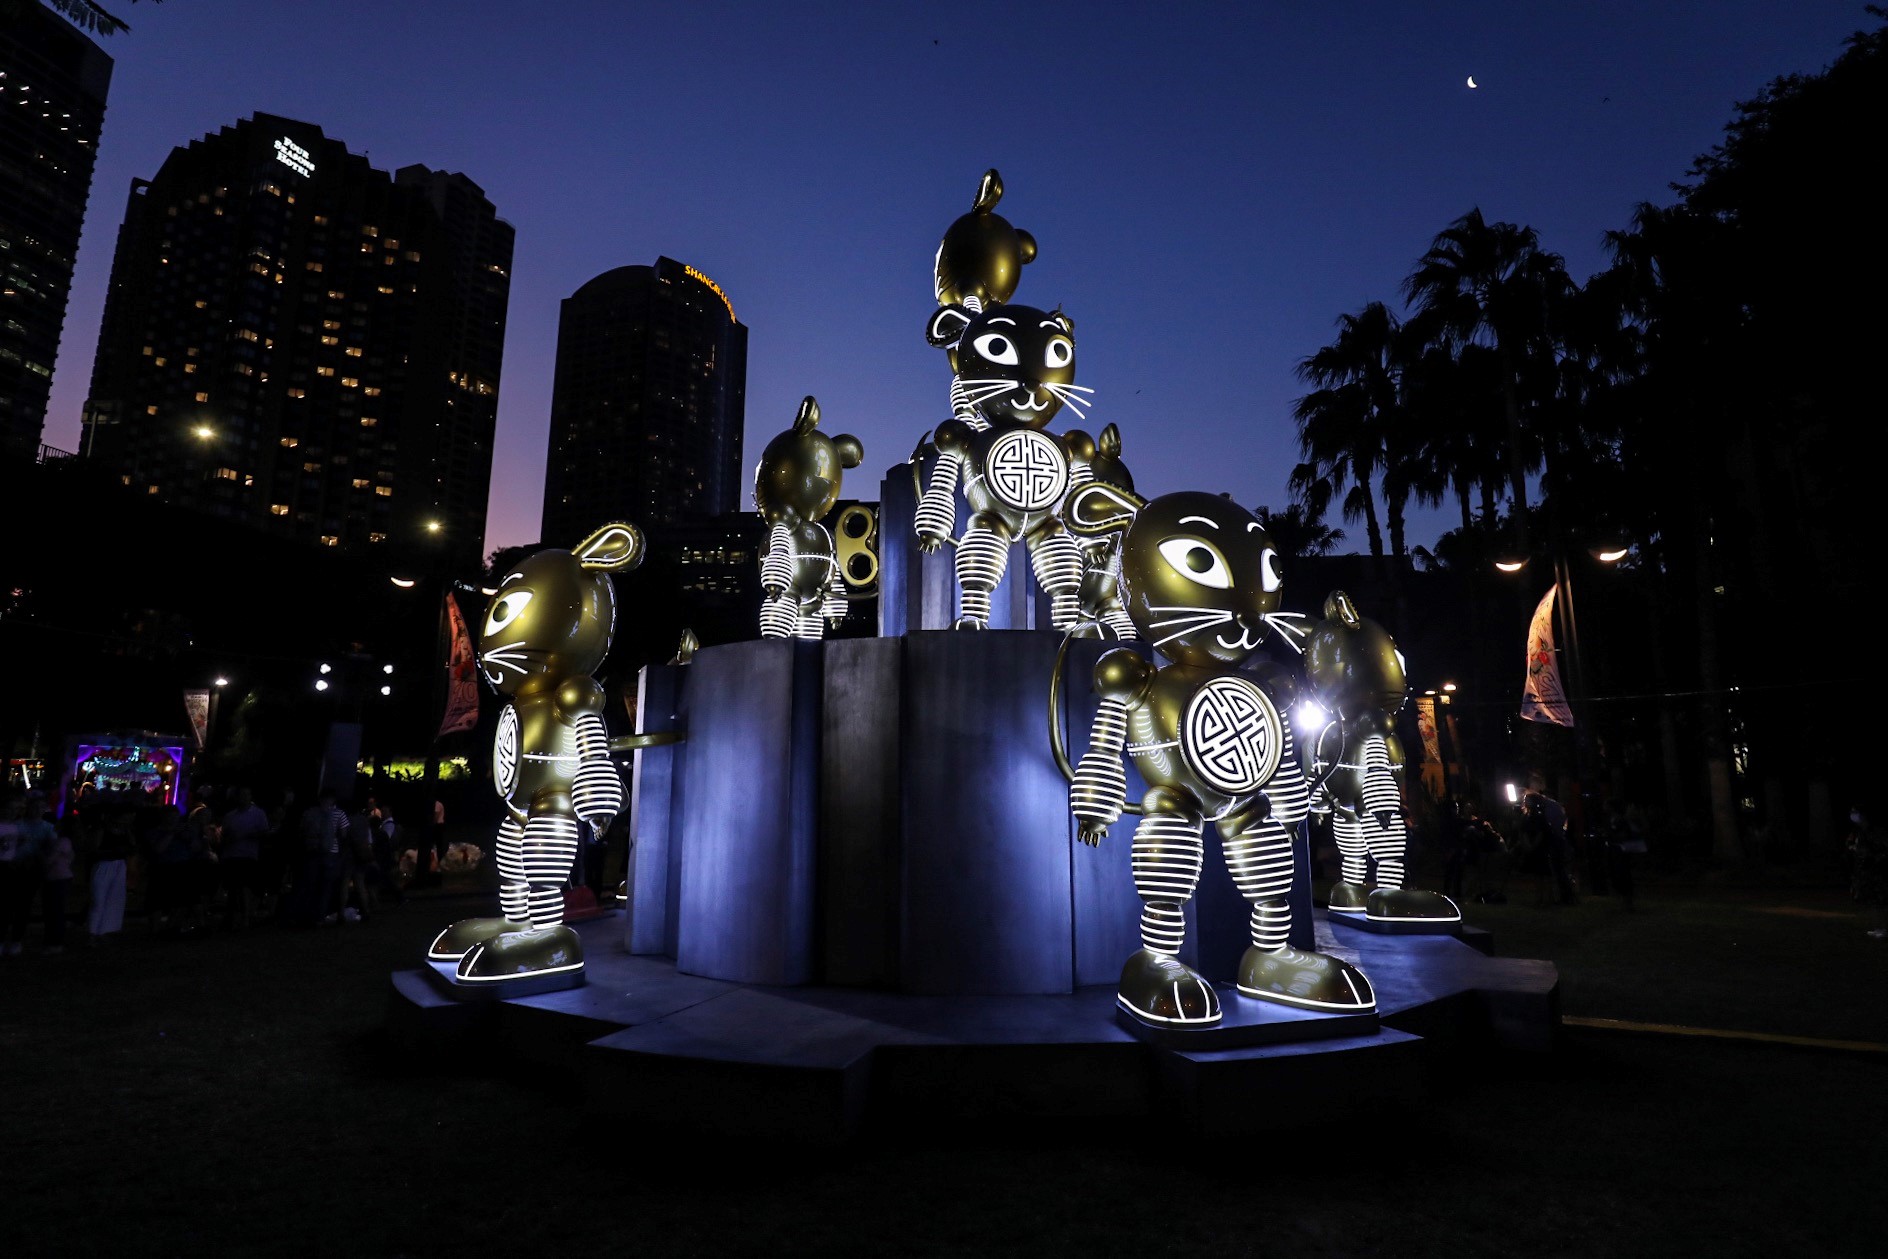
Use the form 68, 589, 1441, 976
326, 290, 344, 300
154, 357, 166, 367
183, 363, 197, 373
402, 251, 420, 262
359, 417, 378, 427
194, 300, 208, 309
279, 437, 299, 447
374, 485, 392, 497
121, 475, 132, 486
236, 329, 258, 342
320, 335, 339, 345
302, 461, 321, 473
377, 285, 394, 295
145, 405, 158, 415
322, 320, 341, 330
383, 239, 398, 249
312, 215, 328, 226
362, 226, 378, 237
193, 391, 209, 402
368, 532, 386, 542
316, 366, 335, 377
213, 467, 238, 481
286, 388, 305, 398
341, 377, 359, 388
305, 262, 323, 273
148, 486, 160, 494
344, 347, 362, 357
269, 504, 290, 517
320, 535, 339, 547
363, 387, 382, 397
352, 478, 370, 489
142, 346, 154, 356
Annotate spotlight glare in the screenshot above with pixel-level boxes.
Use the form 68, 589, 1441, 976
318, 663, 332, 674
315, 679, 329, 692
213, 676, 229, 687
1494, 559, 1527, 573
389, 576, 416, 588
382, 663, 394, 674
380, 684, 392, 696
1504, 782, 1519, 803
1595, 547, 1629, 563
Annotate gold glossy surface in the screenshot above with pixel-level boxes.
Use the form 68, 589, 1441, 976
753, 396, 863, 528
933, 168, 1038, 308
1119, 947, 1221, 1025
926, 303, 1077, 427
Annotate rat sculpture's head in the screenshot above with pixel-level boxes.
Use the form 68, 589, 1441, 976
479, 523, 644, 696
1304, 591, 1409, 737
926, 302, 1085, 428
753, 396, 863, 527
1067, 486, 1296, 668
934, 168, 1037, 309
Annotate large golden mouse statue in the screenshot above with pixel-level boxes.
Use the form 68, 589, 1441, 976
754, 397, 863, 640
428, 522, 645, 985
1062, 484, 1376, 1027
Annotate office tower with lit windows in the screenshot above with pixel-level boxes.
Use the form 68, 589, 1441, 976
80, 113, 512, 568
0, 8, 112, 458
540, 258, 747, 542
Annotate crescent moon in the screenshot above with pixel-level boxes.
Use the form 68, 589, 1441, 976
1467, 75, 1478, 88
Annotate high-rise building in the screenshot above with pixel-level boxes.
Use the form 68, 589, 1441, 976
0, 8, 112, 458
80, 113, 512, 568
540, 257, 747, 543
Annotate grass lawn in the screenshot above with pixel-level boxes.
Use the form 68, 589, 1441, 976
3, 878, 1885, 1257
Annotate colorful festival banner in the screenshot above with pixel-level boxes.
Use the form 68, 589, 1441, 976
438, 592, 480, 737
183, 689, 211, 748
1414, 695, 1443, 763
1521, 584, 1575, 727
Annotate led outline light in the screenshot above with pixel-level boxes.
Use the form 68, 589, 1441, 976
454, 942, 583, 984
1115, 994, 1222, 1026
1234, 980, 1377, 1013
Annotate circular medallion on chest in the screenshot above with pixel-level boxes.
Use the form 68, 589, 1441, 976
1181, 676, 1283, 795
985, 428, 1067, 511
493, 704, 520, 801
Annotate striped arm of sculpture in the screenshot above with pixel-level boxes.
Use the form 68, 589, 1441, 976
1071, 695, 1130, 842
569, 712, 624, 830
914, 448, 963, 548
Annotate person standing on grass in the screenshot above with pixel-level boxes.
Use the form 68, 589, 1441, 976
1848, 808, 1887, 940
0, 796, 40, 956
39, 803, 74, 954
88, 808, 134, 942
218, 788, 269, 928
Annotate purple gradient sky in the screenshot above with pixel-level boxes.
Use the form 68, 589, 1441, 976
39, 0, 1867, 557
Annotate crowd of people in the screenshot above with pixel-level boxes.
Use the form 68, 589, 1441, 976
0, 781, 449, 957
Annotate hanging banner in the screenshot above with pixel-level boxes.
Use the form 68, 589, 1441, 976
1521, 584, 1575, 727
183, 689, 211, 748
1414, 695, 1443, 763
438, 592, 480, 737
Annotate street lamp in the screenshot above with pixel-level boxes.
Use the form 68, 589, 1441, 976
192, 423, 216, 441
213, 676, 229, 688
389, 576, 416, 589
425, 519, 443, 535
1494, 557, 1528, 574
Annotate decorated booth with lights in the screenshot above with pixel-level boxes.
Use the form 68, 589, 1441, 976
65, 735, 189, 812
391, 172, 1557, 1138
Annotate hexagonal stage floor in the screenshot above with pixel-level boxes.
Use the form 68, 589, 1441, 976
388, 912, 1556, 1141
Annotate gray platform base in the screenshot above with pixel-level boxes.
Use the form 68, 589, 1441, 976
422, 959, 588, 1000
1327, 907, 1464, 936
387, 912, 1558, 1140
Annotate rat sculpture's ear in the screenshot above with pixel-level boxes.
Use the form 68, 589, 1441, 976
1050, 306, 1074, 336
793, 396, 820, 434
926, 303, 973, 349
1323, 590, 1361, 628
574, 522, 645, 573
832, 434, 864, 469
1066, 482, 1146, 537
1017, 229, 1037, 265
973, 168, 1004, 211
1098, 422, 1121, 457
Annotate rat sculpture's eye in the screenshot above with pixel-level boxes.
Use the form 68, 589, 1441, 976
1044, 337, 1073, 368
971, 333, 1019, 366
1158, 537, 1232, 590
486, 590, 533, 634
1260, 548, 1283, 593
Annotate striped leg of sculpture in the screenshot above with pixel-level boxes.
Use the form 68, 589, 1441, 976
1117, 800, 1221, 1026
954, 523, 1008, 628
427, 815, 524, 960
1027, 527, 1083, 631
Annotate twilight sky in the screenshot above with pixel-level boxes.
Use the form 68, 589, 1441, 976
39, 0, 1868, 556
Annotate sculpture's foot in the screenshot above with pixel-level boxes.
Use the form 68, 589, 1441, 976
1117, 948, 1221, 1027
1237, 946, 1376, 1013
1366, 888, 1462, 922
1326, 881, 1370, 914
455, 925, 584, 984
428, 916, 525, 962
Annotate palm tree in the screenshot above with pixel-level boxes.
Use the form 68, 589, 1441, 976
1290, 301, 1406, 564
1253, 502, 1345, 559
1402, 209, 1573, 551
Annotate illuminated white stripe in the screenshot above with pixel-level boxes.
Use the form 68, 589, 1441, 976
454, 943, 585, 984
914, 450, 962, 542
1234, 980, 1375, 1012
954, 525, 1007, 626
1116, 993, 1221, 1025
1028, 529, 1083, 632
760, 522, 794, 593
1071, 698, 1130, 824
760, 597, 797, 639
